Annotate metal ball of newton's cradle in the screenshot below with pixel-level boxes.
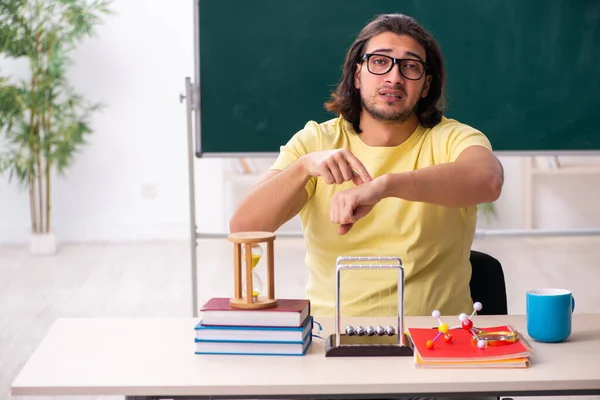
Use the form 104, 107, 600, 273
345, 325, 392, 337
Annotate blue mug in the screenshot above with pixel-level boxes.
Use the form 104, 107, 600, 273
526, 288, 575, 343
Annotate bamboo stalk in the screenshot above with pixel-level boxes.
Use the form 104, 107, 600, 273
29, 175, 37, 233
33, 30, 44, 234
41, 31, 59, 234
36, 120, 44, 233
45, 155, 50, 233
28, 87, 38, 233
28, 31, 42, 234
44, 83, 52, 234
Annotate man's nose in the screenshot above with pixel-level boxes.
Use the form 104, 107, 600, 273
385, 62, 405, 85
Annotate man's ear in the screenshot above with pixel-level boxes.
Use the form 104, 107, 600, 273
421, 75, 431, 98
354, 64, 362, 89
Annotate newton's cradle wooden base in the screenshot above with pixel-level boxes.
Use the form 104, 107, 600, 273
325, 333, 414, 357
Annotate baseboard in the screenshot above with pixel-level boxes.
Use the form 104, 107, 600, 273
0, 223, 205, 244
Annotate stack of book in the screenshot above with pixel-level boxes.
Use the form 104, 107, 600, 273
407, 325, 534, 368
195, 297, 312, 356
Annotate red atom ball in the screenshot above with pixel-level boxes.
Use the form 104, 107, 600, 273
462, 319, 473, 330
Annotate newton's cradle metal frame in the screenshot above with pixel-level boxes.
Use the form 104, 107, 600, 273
325, 256, 414, 357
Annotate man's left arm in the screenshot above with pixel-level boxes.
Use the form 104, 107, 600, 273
330, 144, 504, 234
381, 145, 504, 207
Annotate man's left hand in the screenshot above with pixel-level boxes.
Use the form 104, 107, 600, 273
330, 176, 387, 235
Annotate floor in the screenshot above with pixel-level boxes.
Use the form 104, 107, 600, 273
1, 236, 599, 400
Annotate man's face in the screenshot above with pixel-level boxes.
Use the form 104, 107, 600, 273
355, 32, 431, 124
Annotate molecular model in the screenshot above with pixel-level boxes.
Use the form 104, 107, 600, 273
427, 302, 487, 350
345, 324, 396, 337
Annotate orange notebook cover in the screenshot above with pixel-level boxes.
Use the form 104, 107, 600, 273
408, 325, 533, 363
414, 353, 530, 369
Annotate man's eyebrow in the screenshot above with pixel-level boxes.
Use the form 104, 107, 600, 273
404, 51, 425, 62
368, 48, 426, 62
369, 48, 393, 54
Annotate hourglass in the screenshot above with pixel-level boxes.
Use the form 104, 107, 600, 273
228, 231, 277, 309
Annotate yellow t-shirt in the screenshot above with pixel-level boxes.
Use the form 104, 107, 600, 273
270, 116, 492, 317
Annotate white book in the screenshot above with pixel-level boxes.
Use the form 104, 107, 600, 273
195, 334, 312, 356
194, 317, 312, 342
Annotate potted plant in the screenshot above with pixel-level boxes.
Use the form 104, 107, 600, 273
0, 0, 111, 254
478, 202, 498, 227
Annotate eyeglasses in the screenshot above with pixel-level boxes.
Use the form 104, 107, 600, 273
362, 53, 428, 80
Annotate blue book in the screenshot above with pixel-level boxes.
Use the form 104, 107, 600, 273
194, 329, 312, 356
194, 316, 312, 343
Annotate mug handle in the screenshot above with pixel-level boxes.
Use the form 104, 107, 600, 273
572, 295, 576, 313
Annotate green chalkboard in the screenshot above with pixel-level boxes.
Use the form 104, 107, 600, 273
197, 0, 600, 156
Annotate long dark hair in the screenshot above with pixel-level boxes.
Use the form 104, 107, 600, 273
325, 14, 446, 133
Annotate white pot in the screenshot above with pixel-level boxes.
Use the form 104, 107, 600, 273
29, 232, 57, 255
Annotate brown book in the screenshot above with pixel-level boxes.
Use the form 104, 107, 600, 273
200, 297, 310, 327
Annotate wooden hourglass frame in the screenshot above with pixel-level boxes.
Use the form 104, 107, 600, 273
228, 231, 277, 309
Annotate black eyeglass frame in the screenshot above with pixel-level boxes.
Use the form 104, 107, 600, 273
361, 53, 429, 80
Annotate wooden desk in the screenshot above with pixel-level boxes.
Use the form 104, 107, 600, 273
11, 315, 600, 399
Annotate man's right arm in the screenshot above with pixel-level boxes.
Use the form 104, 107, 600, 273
229, 149, 372, 233
229, 159, 310, 233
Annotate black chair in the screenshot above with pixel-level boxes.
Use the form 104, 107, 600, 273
469, 250, 508, 315
469, 251, 510, 400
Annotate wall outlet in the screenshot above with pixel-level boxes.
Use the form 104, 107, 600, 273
141, 184, 157, 199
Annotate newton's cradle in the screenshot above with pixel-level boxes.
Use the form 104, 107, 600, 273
324, 256, 413, 357
226, 232, 490, 357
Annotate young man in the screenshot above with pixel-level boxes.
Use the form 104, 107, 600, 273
230, 14, 503, 318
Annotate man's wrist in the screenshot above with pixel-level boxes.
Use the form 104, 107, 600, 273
295, 156, 312, 181
378, 172, 409, 200
375, 173, 392, 200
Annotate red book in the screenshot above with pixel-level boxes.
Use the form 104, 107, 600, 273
408, 325, 533, 364
200, 297, 310, 327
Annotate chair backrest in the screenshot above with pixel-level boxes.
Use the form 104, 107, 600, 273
469, 250, 508, 315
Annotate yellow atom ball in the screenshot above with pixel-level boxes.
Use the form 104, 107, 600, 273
438, 323, 449, 334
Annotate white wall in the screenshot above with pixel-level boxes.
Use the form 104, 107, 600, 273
529, 156, 600, 230
1, 1, 600, 244
0, 0, 227, 243
480, 156, 525, 230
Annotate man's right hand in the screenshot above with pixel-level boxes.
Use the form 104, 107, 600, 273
300, 149, 372, 186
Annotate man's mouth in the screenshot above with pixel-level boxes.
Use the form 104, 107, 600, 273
378, 89, 404, 99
